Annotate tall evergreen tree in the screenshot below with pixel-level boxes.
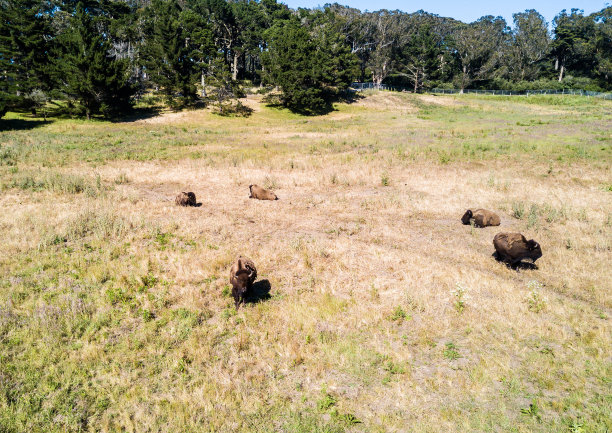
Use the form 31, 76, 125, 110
0, 1, 14, 118
592, 7, 612, 87
395, 21, 442, 92
56, 1, 136, 118
0, 0, 55, 118
552, 9, 597, 82
263, 17, 358, 114
142, 0, 214, 106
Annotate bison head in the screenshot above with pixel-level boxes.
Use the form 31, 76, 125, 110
232, 268, 254, 307
526, 240, 542, 262
461, 209, 473, 225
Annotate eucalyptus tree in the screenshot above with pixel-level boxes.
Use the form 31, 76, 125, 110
451, 16, 510, 91
509, 10, 550, 81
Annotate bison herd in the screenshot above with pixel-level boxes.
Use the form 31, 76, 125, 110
176, 190, 542, 308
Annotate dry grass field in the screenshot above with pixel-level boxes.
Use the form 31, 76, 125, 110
0, 92, 610, 432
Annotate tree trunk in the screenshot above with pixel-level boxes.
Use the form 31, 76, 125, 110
201, 70, 206, 97
232, 52, 239, 81
460, 66, 467, 93
554, 58, 559, 71
413, 69, 418, 93
260, 64, 265, 87
558, 63, 564, 82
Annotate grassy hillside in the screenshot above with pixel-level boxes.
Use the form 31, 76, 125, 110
0, 92, 610, 432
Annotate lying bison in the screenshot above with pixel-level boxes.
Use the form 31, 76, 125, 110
493, 232, 542, 267
229, 256, 257, 308
249, 184, 278, 201
175, 191, 196, 207
462, 209, 501, 227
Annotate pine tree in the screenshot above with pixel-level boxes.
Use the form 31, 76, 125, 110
142, 0, 214, 107
56, 1, 136, 119
0, 0, 54, 118
263, 18, 357, 114
0, 1, 15, 118
396, 23, 442, 92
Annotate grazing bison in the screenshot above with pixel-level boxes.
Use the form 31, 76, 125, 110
229, 256, 257, 308
249, 184, 278, 201
493, 232, 542, 267
462, 209, 501, 227
175, 191, 196, 207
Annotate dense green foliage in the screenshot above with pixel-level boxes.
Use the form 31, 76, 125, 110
0, 1, 610, 118
263, 17, 358, 113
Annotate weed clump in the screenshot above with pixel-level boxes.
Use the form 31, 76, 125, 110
443, 342, 460, 360
512, 201, 525, 219
526, 281, 547, 313
451, 283, 470, 314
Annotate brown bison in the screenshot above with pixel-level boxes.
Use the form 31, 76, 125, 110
229, 256, 257, 308
249, 184, 278, 201
493, 232, 542, 267
175, 192, 196, 206
462, 209, 501, 227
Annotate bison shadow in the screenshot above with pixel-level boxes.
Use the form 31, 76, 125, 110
492, 252, 539, 270
193, 202, 203, 207
246, 279, 271, 304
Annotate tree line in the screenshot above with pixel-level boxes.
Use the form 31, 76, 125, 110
1, 0, 610, 118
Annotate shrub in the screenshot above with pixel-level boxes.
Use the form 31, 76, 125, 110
526, 281, 547, 313
451, 283, 470, 313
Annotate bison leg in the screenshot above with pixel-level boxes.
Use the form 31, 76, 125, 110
232, 288, 241, 309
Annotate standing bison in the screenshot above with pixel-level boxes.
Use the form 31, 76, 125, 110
229, 256, 257, 308
493, 232, 542, 267
462, 209, 501, 227
249, 184, 278, 200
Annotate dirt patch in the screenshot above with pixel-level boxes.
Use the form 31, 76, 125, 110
353, 92, 418, 112
417, 94, 461, 107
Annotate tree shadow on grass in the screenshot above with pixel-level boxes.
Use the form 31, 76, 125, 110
108, 107, 163, 123
263, 89, 365, 116
338, 89, 365, 104
247, 279, 272, 304
0, 118, 50, 132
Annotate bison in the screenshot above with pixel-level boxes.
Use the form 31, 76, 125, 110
249, 184, 278, 201
175, 191, 196, 207
462, 209, 501, 227
229, 256, 257, 308
493, 232, 542, 267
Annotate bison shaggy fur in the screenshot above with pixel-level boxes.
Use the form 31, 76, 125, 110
249, 184, 278, 201
493, 232, 542, 266
175, 191, 196, 207
229, 256, 257, 308
462, 209, 501, 227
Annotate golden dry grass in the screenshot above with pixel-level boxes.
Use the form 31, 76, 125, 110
0, 93, 610, 432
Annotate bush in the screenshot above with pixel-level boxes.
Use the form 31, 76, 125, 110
215, 101, 253, 117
